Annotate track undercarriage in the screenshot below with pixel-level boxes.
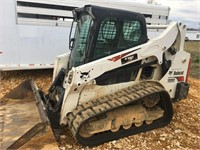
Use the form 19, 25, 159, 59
67, 82, 173, 146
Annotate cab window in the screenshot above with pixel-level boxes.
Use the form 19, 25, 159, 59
93, 17, 142, 60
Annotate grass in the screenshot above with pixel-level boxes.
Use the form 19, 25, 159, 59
184, 41, 200, 79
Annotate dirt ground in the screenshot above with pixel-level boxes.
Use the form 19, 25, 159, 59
0, 69, 200, 149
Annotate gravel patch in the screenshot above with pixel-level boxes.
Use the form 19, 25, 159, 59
0, 70, 199, 149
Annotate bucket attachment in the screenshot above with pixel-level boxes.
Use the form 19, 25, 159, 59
0, 79, 59, 149
2, 79, 34, 100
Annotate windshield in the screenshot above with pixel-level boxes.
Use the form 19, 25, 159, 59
69, 15, 93, 69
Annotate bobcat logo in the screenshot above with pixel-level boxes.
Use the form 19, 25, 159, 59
169, 71, 173, 76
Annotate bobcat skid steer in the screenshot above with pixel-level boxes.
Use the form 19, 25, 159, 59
2, 5, 191, 148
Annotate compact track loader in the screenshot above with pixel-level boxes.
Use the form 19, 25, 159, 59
2, 5, 191, 148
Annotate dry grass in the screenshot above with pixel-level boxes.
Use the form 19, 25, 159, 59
184, 41, 200, 53
184, 41, 200, 79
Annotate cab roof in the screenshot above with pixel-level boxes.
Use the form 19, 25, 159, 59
73, 5, 145, 21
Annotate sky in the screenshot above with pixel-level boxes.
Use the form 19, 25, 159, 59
133, 0, 200, 29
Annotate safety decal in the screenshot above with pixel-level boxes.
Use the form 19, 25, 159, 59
108, 51, 132, 62
108, 48, 140, 62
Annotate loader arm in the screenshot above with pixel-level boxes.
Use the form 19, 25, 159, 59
60, 21, 187, 124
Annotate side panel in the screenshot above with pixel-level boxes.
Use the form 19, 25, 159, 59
0, 0, 70, 70
53, 52, 70, 81
160, 51, 191, 98
0, 0, 20, 68
0, 1, 2, 66
18, 25, 70, 65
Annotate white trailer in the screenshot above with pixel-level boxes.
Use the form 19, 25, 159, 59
0, 0, 170, 71
185, 30, 200, 41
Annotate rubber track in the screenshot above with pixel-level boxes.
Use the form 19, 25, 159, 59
67, 82, 173, 147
